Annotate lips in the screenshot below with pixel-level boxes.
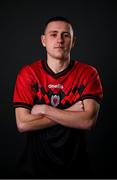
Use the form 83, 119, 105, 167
54, 46, 64, 49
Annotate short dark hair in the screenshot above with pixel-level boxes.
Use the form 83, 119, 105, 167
43, 16, 74, 34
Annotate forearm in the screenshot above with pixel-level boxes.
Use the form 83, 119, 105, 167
44, 106, 93, 129
27, 100, 84, 130
19, 116, 57, 132
15, 108, 57, 132
42, 99, 99, 129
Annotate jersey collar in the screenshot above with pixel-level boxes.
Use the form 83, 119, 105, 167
42, 60, 75, 78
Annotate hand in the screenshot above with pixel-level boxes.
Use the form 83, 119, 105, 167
31, 104, 47, 115
66, 101, 84, 111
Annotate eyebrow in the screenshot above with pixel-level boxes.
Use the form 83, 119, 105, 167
48, 31, 70, 34
48, 31, 58, 33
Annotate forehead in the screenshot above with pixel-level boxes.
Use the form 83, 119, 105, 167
45, 21, 73, 33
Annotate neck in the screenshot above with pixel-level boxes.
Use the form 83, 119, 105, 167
47, 57, 70, 74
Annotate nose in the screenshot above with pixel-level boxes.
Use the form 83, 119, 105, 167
57, 34, 64, 43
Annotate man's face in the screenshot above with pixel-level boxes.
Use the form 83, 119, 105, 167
41, 21, 75, 60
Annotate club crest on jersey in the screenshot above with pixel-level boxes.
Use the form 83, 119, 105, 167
51, 95, 60, 107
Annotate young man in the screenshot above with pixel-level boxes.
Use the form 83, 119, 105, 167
13, 16, 103, 178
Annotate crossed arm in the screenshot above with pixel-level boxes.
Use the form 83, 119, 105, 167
15, 99, 100, 132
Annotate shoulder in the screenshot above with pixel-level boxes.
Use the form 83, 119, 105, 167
18, 59, 43, 76
29, 59, 43, 68
74, 60, 98, 74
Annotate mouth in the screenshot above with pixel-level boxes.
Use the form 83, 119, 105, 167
54, 46, 64, 49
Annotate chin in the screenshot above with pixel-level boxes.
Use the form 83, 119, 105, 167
49, 52, 67, 60
54, 53, 66, 59
54, 56, 65, 60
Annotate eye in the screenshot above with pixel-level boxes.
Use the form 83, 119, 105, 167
50, 33, 57, 37
63, 33, 70, 38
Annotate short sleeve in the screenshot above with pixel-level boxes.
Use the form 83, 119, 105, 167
81, 66, 103, 104
13, 65, 36, 110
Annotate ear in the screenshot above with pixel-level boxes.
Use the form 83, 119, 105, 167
72, 36, 76, 48
41, 35, 46, 47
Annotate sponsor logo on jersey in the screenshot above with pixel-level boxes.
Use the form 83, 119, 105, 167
48, 84, 63, 89
51, 95, 60, 107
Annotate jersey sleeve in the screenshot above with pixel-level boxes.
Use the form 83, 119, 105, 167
80, 66, 103, 104
13, 65, 36, 110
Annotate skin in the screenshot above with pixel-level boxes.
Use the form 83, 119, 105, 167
41, 21, 75, 73
16, 101, 85, 132
15, 20, 100, 132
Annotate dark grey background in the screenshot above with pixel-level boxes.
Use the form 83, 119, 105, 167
0, 0, 117, 178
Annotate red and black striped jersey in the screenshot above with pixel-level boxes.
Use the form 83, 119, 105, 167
13, 59, 103, 177
13, 59, 103, 109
